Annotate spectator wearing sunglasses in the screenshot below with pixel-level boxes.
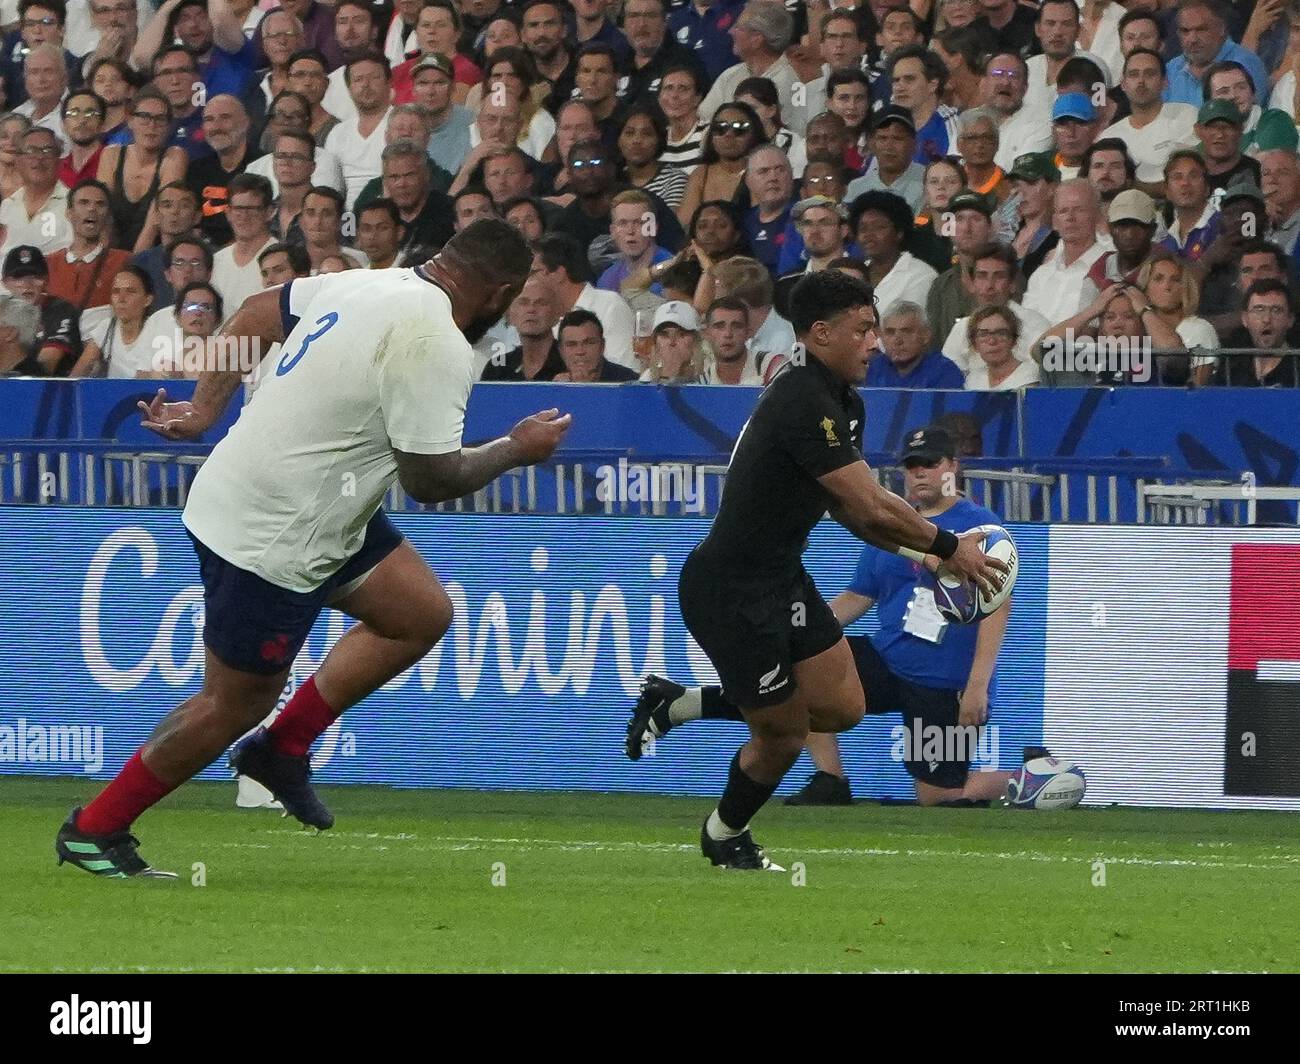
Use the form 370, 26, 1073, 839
674, 100, 765, 229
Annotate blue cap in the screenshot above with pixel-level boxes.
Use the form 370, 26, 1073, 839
1052, 92, 1096, 123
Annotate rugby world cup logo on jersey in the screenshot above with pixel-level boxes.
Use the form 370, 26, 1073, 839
1223, 544, 1300, 796
78, 531, 719, 706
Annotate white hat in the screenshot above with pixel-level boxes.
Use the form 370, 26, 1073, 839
652, 300, 700, 333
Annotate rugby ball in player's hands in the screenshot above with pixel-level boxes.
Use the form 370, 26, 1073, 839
922, 524, 1019, 623
1006, 757, 1087, 810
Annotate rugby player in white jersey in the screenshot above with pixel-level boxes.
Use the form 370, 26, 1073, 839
56, 219, 569, 878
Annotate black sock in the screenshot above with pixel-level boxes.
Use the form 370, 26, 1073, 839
716, 752, 780, 831
701, 686, 745, 721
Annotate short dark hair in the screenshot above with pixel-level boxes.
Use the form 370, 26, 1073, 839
152, 44, 197, 77
1119, 7, 1162, 39
453, 184, 493, 209
657, 62, 704, 98
359, 197, 402, 227
558, 307, 604, 339
826, 66, 872, 98
303, 185, 345, 215
274, 127, 316, 154
788, 270, 876, 338
1057, 56, 1106, 93
707, 295, 749, 319
344, 51, 391, 84
62, 89, 106, 120
1083, 138, 1137, 180
1038, 0, 1080, 20
1236, 240, 1289, 274
888, 44, 947, 96
84, 56, 140, 91
1123, 48, 1166, 78
533, 232, 593, 283
1203, 58, 1257, 100
287, 48, 329, 73
880, 5, 925, 35
258, 241, 311, 274
166, 236, 214, 271
936, 23, 998, 72
229, 172, 274, 208
69, 177, 111, 204
501, 194, 545, 220
966, 241, 1018, 278
114, 262, 155, 298
576, 42, 618, 69
1244, 278, 1291, 304
158, 179, 197, 203
849, 190, 914, 241
20, 0, 65, 25
175, 280, 222, 320
444, 217, 534, 288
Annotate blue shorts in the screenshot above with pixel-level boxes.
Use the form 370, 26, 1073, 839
188, 510, 404, 675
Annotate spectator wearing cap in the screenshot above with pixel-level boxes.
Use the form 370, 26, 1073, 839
1023, 0, 1083, 127
964, 304, 1041, 390
867, 300, 965, 389
554, 308, 639, 382
640, 299, 703, 381
0, 245, 81, 375
59, 89, 108, 190
889, 45, 960, 164
852, 190, 938, 316
698, 4, 803, 134
481, 275, 564, 382
1051, 93, 1101, 181
845, 106, 926, 214
1158, 148, 1219, 261
984, 52, 1054, 174
1082, 138, 1138, 204
0, 126, 72, 263
1164, 0, 1267, 110
742, 144, 794, 278
1259, 149, 1300, 266
45, 177, 129, 311
926, 189, 993, 343
1194, 98, 1260, 197
1022, 178, 1111, 328
1006, 152, 1060, 270
773, 196, 849, 318
1103, 49, 1198, 190
1085, 188, 1160, 292
668, 0, 743, 84
414, 53, 474, 178
600, 189, 674, 295
942, 241, 1050, 374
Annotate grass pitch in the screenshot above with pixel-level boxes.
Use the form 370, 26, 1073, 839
2, 777, 1297, 973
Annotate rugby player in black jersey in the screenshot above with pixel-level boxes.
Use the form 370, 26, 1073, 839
627, 271, 1006, 870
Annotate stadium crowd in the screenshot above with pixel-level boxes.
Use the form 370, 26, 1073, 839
0, 0, 1297, 386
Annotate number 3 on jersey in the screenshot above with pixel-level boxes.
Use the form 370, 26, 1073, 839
276, 312, 339, 376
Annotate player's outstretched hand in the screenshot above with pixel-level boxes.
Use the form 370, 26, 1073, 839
510, 408, 572, 465
138, 388, 204, 440
942, 530, 1010, 598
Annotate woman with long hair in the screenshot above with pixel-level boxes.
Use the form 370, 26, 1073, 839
616, 104, 687, 209
915, 155, 965, 259
0, 112, 32, 200
675, 101, 766, 228
734, 76, 807, 177
392, 0, 483, 105
97, 87, 188, 252
657, 64, 709, 170
1138, 248, 1219, 386
69, 265, 157, 378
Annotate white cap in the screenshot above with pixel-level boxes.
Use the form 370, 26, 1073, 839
652, 300, 700, 333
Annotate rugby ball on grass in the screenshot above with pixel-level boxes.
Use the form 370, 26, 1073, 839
923, 524, 1019, 623
1006, 757, 1087, 810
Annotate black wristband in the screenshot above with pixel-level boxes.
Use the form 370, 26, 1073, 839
929, 528, 959, 560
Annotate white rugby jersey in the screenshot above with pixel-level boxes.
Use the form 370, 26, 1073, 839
183, 268, 472, 591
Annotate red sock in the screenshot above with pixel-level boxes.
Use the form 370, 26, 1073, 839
266, 676, 340, 757
77, 751, 176, 836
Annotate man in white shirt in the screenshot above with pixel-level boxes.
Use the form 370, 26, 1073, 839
211, 173, 278, 315
59, 219, 565, 878
1022, 178, 1113, 329
322, 0, 384, 124
1022, 0, 1082, 126
984, 51, 1054, 172
1103, 49, 1197, 190
0, 126, 72, 262
14, 42, 70, 150
699, 3, 805, 133
942, 242, 1050, 372
323, 52, 392, 209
